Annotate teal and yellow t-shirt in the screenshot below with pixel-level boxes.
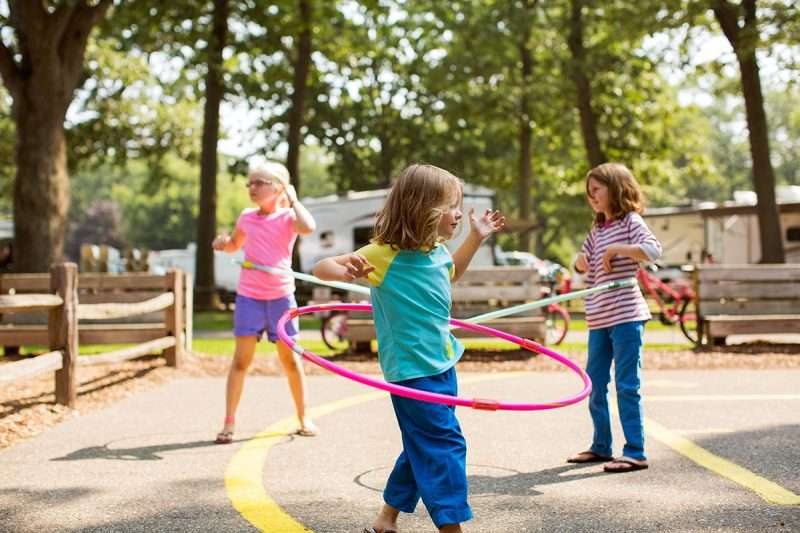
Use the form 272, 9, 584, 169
357, 242, 464, 383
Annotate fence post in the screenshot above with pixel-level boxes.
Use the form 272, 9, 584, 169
50, 262, 78, 407
164, 269, 185, 367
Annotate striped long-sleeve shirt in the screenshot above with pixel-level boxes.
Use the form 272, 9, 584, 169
580, 212, 662, 330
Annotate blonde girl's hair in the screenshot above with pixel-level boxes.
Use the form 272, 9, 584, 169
249, 160, 291, 208
373, 163, 463, 250
586, 162, 645, 226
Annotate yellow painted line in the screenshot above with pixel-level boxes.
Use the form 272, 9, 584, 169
646, 394, 800, 402
224, 372, 537, 532
225, 390, 385, 532
645, 417, 800, 505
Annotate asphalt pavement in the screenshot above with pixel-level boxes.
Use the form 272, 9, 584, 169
1, 368, 798, 532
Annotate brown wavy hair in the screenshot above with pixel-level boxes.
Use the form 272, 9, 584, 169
373, 164, 463, 250
586, 163, 645, 226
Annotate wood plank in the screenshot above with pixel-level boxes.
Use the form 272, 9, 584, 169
77, 273, 167, 290
698, 282, 800, 300
698, 300, 799, 315
706, 316, 800, 337
77, 336, 176, 366
457, 267, 539, 284
342, 317, 547, 343
80, 325, 167, 344
50, 263, 79, 407
0, 274, 50, 292
698, 265, 800, 282
452, 285, 539, 302
164, 270, 184, 367
77, 292, 174, 320
0, 294, 63, 313
77, 291, 164, 304
0, 351, 63, 383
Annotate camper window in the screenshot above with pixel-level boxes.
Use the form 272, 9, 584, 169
353, 226, 372, 250
320, 230, 335, 248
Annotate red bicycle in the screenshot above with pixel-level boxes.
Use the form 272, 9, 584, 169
637, 265, 699, 344
540, 272, 571, 345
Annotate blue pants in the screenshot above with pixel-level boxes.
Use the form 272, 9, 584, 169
586, 320, 646, 460
384, 367, 472, 529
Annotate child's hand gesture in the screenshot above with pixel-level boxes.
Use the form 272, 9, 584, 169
469, 208, 505, 241
212, 231, 230, 251
284, 184, 298, 206
338, 253, 375, 281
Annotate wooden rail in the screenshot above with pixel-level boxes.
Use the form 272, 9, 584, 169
0, 263, 188, 406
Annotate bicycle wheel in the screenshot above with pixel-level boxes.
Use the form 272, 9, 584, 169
320, 312, 349, 352
545, 305, 570, 345
678, 297, 700, 345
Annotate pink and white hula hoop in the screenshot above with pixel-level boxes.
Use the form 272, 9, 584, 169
277, 302, 591, 411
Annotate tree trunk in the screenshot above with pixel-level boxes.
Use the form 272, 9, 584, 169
195, 0, 229, 309
0, 1, 113, 273
286, 0, 313, 192
568, 0, 607, 168
737, 51, 784, 263
517, 29, 534, 253
13, 108, 70, 272
712, 0, 785, 263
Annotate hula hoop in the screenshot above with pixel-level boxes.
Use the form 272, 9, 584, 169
277, 302, 592, 411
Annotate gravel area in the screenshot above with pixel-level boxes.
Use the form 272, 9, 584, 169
2, 342, 798, 452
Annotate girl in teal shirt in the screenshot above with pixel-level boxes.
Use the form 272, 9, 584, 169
314, 164, 504, 533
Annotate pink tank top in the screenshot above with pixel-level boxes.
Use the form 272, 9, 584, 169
235, 207, 297, 300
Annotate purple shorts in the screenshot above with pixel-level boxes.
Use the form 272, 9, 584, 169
233, 293, 299, 342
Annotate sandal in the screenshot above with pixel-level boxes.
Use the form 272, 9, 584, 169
363, 528, 398, 533
214, 430, 234, 444
566, 450, 613, 463
603, 456, 649, 473
295, 426, 318, 437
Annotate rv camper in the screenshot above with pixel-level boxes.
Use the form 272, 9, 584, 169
298, 184, 497, 272
644, 187, 800, 265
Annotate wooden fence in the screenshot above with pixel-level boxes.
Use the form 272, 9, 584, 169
0, 263, 189, 406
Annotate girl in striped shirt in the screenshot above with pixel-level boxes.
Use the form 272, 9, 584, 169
566, 163, 662, 473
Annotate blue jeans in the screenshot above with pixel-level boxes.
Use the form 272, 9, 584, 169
586, 321, 646, 460
384, 367, 472, 529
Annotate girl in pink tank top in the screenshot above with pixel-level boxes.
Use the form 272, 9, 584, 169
211, 161, 318, 444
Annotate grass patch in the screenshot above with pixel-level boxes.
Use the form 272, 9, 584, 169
193, 311, 320, 331
191, 338, 337, 357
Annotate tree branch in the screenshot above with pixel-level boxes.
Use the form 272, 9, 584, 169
59, 0, 114, 92
711, 0, 741, 46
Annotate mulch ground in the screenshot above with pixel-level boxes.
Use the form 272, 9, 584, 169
2, 342, 799, 452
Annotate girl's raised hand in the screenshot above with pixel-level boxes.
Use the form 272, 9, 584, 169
284, 184, 298, 205
212, 231, 230, 251
339, 253, 375, 281
469, 208, 505, 240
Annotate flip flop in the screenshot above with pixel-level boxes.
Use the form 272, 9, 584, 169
363, 528, 398, 533
295, 426, 319, 437
566, 450, 613, 463
603, 456, 649, 473
214, 430, 234, 444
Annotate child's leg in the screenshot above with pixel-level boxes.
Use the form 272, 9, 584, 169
390, 368, 472, 529
586, 327, 614, 457
369, 503, 400, 533
218, 335, 258, 437
611, 321, 646, 460
275, 340, 316, 433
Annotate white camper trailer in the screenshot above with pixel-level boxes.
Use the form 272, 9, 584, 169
298, 184, 497, 272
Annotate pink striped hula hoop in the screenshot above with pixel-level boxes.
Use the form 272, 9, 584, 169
277, 303, 592, 411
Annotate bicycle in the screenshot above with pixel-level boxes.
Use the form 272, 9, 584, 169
539, 269, 571, 346
637, 264, 699, 344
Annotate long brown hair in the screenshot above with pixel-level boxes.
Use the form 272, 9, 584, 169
373, 164, 463, 250
586, 163, 645, 226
